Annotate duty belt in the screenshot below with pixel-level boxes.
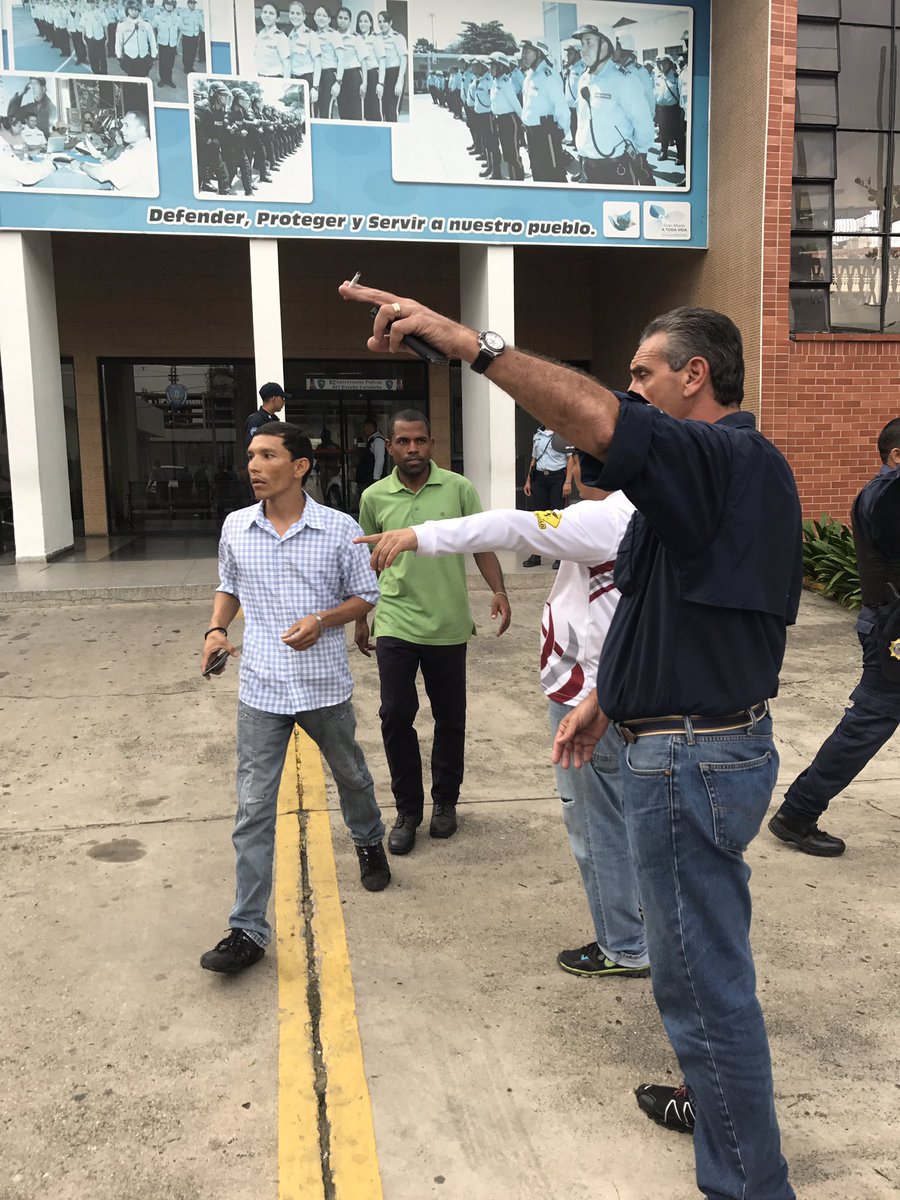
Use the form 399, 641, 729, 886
615, 701, 769, 743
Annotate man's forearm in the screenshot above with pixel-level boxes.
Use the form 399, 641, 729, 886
473, 551, 505, 595
322, 597, 374, 627
208, 591, 240, 631
485, 349, 619, 460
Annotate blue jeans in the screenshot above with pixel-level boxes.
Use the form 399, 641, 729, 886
230, 699, 385, 946
619, 716, 794, 1200
783, 626, 900, 822
548, 700, 648, 969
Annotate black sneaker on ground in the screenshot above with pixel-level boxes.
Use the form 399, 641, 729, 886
356, 841, 391, 891
552, 560, 560, 570
522, 554, 541, 568
388, 814, 419, 855
200, 928, 265, 974
635, 1083, 696, 1134
768, 809, 846, 857
557, 941, 650, 979
430, 803, 458, 839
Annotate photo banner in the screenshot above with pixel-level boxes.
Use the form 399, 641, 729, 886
0, 0, 709, 247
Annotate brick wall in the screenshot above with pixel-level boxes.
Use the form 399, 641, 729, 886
762, 0, 900, 522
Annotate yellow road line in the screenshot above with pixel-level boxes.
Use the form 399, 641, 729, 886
275, 730, 325, 1200
296, 729, 385, 1200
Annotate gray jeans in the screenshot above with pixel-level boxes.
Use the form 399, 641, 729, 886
230, 699, 385, 945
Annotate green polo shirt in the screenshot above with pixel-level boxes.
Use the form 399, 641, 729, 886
358, 463, 482, 645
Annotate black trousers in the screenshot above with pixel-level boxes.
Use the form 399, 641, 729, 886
375, 636, 467, 820
529, 467, 566, 511
158, 43, 176, 84
182, 33, 198, 74
782, 623, 900, 822
86, 35, 107, 74
339, 66, 362, 121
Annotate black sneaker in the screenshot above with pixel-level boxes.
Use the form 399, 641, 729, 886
200, 928, 265, 974
557, 941, 650, 979
430, 803, 458, 839
635, 1083, 696, 1134
552, 560, 560, 570
388, 814, 419, 855
768, 809, 846, 857
356, 841, 391, 891
522, 554, 541, 568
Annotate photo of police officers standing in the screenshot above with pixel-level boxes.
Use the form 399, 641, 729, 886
8, 0, 209, 106
251, 1, 410, 123
401, 0, 691, 189
190, 73, 310, 200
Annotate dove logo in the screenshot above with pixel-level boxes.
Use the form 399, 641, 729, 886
603, 201, 640, 239
644, 201, 691, 240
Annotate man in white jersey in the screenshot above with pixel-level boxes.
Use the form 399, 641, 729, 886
356, 460, 651, 980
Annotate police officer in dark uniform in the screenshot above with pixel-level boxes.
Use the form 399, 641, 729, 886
225, 89, 256, 196
770, 418, 900, 857
339, 281, 801, 1200
196, 81, 232, 195
246, 383, 289, 446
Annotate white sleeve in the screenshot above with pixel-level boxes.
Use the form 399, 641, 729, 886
371, 436, 386, 478
414, 496, 634, 564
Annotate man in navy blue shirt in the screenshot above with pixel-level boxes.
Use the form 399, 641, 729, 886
771, 418, 900, 857
245, 382, 289, 446
339, 280, 801, 1200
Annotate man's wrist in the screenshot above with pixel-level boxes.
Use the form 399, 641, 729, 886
204, 626, 228, 639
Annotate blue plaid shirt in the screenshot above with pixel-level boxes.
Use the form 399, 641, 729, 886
217, 495, 379, 714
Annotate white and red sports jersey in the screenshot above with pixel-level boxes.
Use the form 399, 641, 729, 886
413, 493, 635, 706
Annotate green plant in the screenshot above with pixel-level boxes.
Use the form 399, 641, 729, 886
802, 514, 861, 609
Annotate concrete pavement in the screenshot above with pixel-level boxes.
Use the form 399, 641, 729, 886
0, 579, 897, 1199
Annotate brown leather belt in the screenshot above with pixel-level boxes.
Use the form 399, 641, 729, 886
615, 702, 769, 743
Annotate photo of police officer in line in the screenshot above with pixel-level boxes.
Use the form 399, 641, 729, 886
7, 0, 210, 107
1, 69, 158, 194
396, 0, 691, 190
247, 1, 410, 123
189, 73, 311, 201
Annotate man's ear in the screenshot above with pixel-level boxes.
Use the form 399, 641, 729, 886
682, 355, 709, 398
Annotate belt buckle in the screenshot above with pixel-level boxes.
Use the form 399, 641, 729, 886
615, 722, 636, 744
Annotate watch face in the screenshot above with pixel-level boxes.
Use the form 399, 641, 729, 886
483, 332, 505, 353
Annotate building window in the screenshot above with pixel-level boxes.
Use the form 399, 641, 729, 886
790, 2, 900, 333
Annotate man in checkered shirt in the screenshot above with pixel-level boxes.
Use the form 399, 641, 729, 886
199, 422, 388, 976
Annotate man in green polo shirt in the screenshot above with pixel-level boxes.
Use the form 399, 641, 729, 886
356, 410, 512, 855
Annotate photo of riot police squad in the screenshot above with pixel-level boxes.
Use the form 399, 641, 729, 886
189, 73, 311, 201
247, 0, 410, 123
7, 0, 211, 107
393, 0, 692, 189
0, 69, 158, 194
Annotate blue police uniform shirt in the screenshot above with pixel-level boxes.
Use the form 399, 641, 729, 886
245, 407, 280, 445
854, 464, 900, 629
473, 73, 492, 114
581, 393, 803, 721
491, 73, 522, 117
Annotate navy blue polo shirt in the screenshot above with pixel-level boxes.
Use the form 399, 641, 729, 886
582, 394, 803, 721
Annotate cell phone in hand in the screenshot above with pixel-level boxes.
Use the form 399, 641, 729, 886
202, 646, 233, 676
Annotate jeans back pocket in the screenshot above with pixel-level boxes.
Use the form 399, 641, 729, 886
700, 750, 777, 853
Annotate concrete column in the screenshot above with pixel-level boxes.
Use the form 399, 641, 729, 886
249, 239, 284, 398
459, 245, 516, 510
0, 231, 74, 561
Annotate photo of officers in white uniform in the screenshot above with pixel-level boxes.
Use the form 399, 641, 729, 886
189, 73, 311, 202
398, 0, 691, 190
8, 0, 209, 106
250, 1, 410, 123
0, 69, 158, 194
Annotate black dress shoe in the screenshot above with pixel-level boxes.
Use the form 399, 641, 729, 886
768, 809, 846, 857
430, 804, 458, 839
388, 814, 419, 855
522, 554, 541, 568
552, 560, 560, 570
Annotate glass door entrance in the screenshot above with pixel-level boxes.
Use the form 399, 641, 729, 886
101, 360, 257, 535
285, 360, 427, 514
100, 357, 428, 535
